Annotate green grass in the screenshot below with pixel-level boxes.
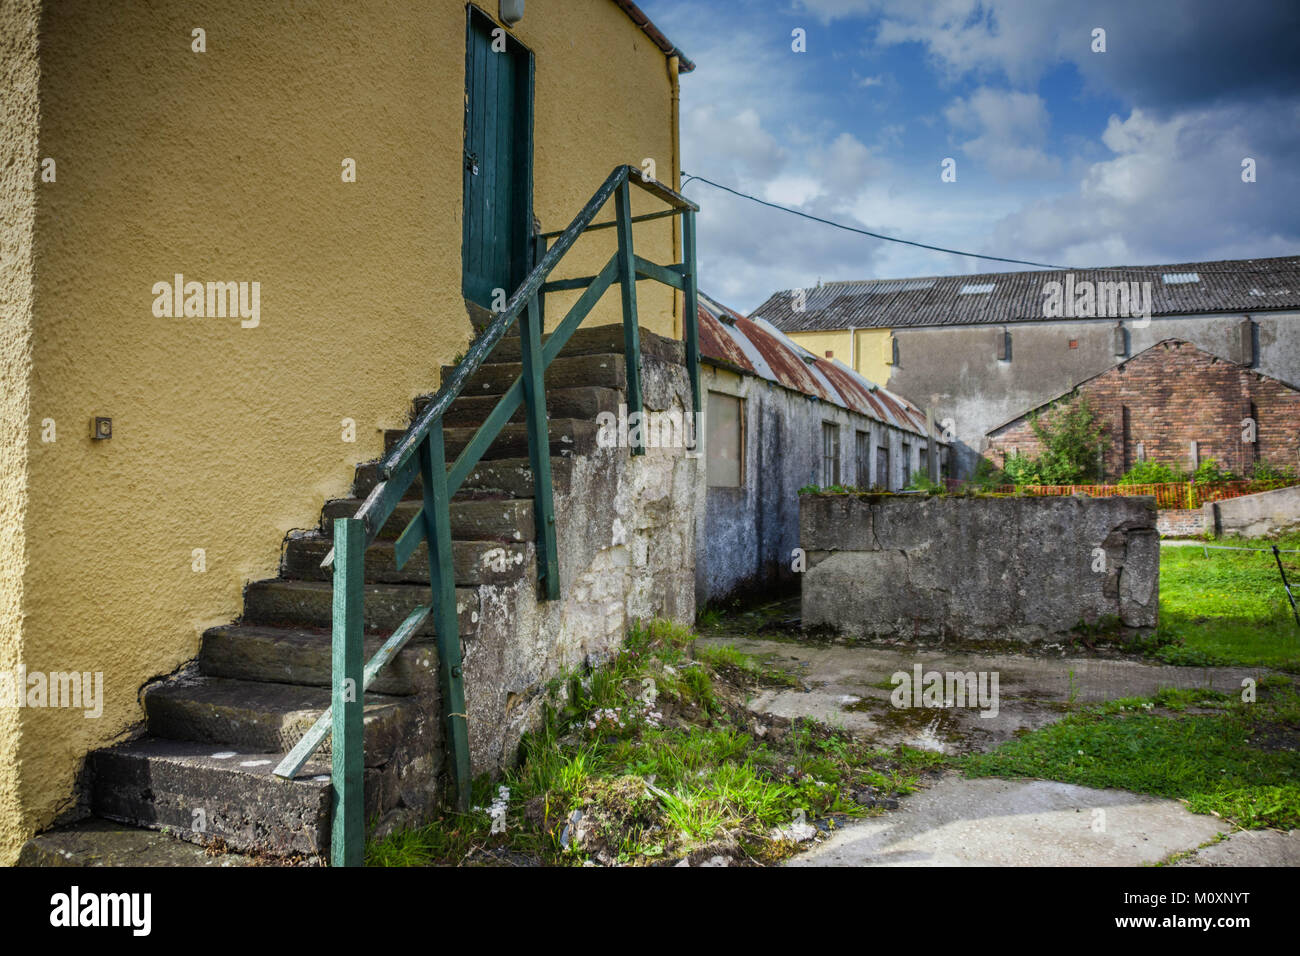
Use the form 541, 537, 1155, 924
1153, 533, 1300, 670
694, 641, 801, 687
962, 682, 1300, 830
367, 618, 942, 866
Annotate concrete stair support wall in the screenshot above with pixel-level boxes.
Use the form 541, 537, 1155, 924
21, 326, 702, 865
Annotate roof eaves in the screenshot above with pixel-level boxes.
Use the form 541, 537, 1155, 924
610, 0, 695, 72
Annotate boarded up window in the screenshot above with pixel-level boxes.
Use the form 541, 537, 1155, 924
876, 445, 890, 489
706, 391, 743, 487
901, 441, 912, 485
996, 330, 1011, 361
822, 423, 840, 486
855, 430, 870, 487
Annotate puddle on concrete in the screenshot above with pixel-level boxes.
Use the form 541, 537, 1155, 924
840, 695, 966, 752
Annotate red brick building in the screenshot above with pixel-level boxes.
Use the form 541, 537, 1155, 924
984, 339, 1300, 479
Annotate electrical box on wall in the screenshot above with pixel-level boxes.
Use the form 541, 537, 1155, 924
499, 0, 524, 26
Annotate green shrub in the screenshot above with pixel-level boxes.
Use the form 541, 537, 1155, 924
1249, 461, 1299, 487
1117, 460, 1184, 485
1192, 457, 1237, 484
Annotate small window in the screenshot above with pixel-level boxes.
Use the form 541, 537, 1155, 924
855, 431, 870, 487
706, 392, 743, 487
821, 423, 840, 487
996, 330, 1011, 361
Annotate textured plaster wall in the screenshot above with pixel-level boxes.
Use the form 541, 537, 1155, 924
0, 0, 40, 866
786, 327, 894, 386
6, 0, 680, 861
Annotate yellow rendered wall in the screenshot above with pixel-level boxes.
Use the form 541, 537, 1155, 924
0, 0, 40, 868
3, 0, 680, 862
787, 328, 895, 386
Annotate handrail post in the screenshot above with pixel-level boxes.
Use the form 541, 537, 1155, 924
682, 208, 702, 444
614, 178, 645, 456
330, 517, 365, 867
419, 425, 472, 811
531, 234, 548, 332
520, 293, 561, 601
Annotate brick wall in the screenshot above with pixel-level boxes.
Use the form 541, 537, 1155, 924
1156, 509, 1206, 538
986, 340, 1300, 479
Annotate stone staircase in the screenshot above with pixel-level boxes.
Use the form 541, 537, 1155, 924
21, 324, 691, 866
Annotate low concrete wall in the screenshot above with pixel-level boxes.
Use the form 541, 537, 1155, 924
801, 494, 1159, 642
1204, 484, 1300, 538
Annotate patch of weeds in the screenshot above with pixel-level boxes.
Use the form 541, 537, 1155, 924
368, 619, 940, 867
1151, 831, 1229, 867
961, 682, 1300, 830
695, 607, 724, 631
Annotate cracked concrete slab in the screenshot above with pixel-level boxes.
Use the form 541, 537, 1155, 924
788, 775, 1231, 867
1175, 828, 1300, 866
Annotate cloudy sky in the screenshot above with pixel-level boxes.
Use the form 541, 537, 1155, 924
639, 0, 1300, 311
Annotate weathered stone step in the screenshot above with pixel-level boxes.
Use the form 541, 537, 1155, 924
383, 419, 603, 463
142, 676, 413, 764
88, 737, 332, 858
19, 817, 257, 867
198, 624, 439, 695
320, 496, 534, 544
483, 323, 684, 365
283, 532, 532, 587
243, 579, 480, 637
445, 353, 626, 396
440, 384, 621, 428
353, 456, 570, 501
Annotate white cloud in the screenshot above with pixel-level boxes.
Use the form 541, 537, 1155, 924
944, 88, 1061, 180
988, 102, 1300, 265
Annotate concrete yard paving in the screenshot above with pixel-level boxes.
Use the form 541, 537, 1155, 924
789, 775, 1228, 867
695, 634, 1298, 867
696, 635, 1270, 754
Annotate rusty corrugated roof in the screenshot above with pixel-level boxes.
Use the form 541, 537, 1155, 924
698, 291, 933, 438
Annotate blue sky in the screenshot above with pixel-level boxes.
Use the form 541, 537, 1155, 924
639, 0, 1300, 311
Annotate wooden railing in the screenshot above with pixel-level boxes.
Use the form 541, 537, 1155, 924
270, 165, 700, 866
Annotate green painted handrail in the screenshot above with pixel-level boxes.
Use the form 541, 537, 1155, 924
298, 165, 701, 866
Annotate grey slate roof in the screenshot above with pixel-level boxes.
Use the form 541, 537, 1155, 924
753, 255, 1300, 332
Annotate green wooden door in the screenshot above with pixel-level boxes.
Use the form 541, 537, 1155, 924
462, 8, 533, 310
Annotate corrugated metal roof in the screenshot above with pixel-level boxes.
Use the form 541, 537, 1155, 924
697, 291, 933, 438
753, 255, 1300, 332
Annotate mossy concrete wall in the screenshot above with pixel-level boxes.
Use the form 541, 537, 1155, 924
1, 0, 683, 863
800, 494, 1159, 642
